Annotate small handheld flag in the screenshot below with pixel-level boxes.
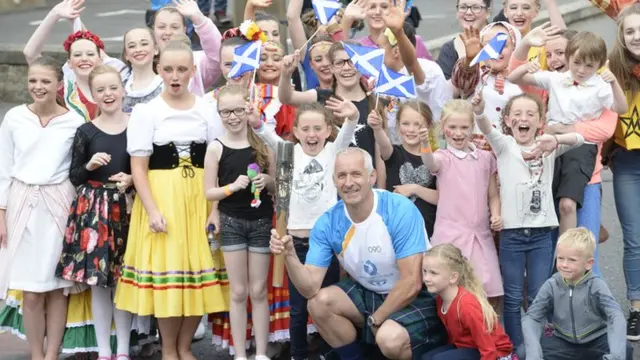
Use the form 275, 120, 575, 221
312, 0, 342, 25
343, 43, 384, 79
375, 66, 417, 99
469, 32, 509, 67
228, 41, 262, 79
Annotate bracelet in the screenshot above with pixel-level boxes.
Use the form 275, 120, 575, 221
420, 145, 432, 153
252, 122, 265, 132
554, 135, 560, 149
224, 185, 233, 196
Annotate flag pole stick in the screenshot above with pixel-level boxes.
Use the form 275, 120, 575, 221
251, 69, 257, 102
298, 27, 322, 52
374, 93, 380, 110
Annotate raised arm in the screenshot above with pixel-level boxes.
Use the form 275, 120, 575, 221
278, 51, 319, 105
24, 0, 85, 65
508, 61, 543, 86
601, 61, 629, 115
244, 0, 272, 20
545, 0, 567, 29
451, 27, 484, 98
248, 97, 284, 151
326, 96, 361, 150
367, 110, 393, 160
383, 0, 424, 85
286, 0, 309, 54
174, 0, 222, 89
419, 128, 441, 173
341, 0, 368, 39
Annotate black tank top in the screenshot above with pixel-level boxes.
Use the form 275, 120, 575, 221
217, 141, 274, 220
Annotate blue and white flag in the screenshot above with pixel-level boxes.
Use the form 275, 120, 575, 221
312, 0, 342, 25
343, 43, 384, 79
228, 41, 261, 79
469, 32, 509, 67
375, 66, 416, 99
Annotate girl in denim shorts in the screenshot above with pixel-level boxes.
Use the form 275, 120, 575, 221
204, 85, 275, 360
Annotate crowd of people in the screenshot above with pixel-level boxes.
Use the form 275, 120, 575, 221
0, 0, 639, 359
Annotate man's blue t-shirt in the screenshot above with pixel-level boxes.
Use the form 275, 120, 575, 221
306, 190, 429, 293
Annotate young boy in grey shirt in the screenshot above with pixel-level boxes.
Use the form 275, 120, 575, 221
521, 227, 633, 360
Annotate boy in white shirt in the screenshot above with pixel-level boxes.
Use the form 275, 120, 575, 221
508, 31, 627, 235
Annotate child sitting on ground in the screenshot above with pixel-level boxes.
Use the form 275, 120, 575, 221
521, 227, 633, 360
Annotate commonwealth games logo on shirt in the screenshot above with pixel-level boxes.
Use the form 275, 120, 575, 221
363, 260, 388, 287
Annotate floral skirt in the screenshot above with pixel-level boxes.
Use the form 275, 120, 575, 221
56, 181, 131, 288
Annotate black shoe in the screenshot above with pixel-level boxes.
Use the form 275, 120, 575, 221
627, 310, 640, 341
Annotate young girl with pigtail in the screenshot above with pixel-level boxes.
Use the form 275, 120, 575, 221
419, 99, 503, 306
472, 90, 583, 349
205, 28, 296, 358
249, 95, 360, 360
421, 244, 515, 360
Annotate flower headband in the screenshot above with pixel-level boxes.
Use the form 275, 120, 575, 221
239, 20, 267, 43
63, 31, 105, 52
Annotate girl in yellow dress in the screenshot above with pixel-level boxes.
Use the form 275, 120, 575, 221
114, 39, 227, 360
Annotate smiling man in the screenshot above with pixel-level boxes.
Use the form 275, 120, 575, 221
269, 147, 446, 360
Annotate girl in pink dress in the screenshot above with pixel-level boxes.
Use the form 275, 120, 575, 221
419, 99, 503, 304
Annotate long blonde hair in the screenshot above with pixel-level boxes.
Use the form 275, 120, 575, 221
425, 244, 498, 333
217, 84, 270, 171
609, 4, 640, 98
437, 99, 474, 140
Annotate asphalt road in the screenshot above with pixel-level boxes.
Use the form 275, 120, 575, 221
0, 0, 577, 52
0, 10, 637, 360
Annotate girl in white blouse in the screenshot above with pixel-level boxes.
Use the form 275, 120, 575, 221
0, 56, 85, 360
114, 39, 225, 360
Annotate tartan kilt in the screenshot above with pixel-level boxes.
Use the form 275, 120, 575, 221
334, 277, 447, 357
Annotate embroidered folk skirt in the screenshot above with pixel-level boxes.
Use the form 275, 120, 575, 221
114, 167, 229, 317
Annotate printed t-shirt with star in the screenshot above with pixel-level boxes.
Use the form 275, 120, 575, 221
615, 91, 640, 150
317, 90, 376, 165
531, 71, 613, 128
305, 189, 430, 294
384, 145, 437, 237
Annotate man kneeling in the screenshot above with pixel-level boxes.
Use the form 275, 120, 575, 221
270, 148, 447, 360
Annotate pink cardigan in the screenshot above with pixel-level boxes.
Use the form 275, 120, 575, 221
189, 18, 222, 96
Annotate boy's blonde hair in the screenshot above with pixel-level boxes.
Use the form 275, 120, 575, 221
424, 244, 498, 333
437, 99, 474, 139
556, 227, 596, 259
566, 31, 608, 69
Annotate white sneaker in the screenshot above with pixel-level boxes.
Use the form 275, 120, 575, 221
192, 322, 206, 341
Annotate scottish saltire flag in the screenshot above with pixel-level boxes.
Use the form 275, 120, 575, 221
228, 41, 261, 79
469, 32, 509, 67
375, 66, 417, 99
312, 0, 342, 25
343, 43, 384, 78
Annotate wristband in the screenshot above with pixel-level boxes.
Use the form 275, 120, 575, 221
553, 135, 560, 149
420, 145, 432, 154
224, 185, 233, 196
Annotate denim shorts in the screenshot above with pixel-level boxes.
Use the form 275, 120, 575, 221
219, 213, 271, 253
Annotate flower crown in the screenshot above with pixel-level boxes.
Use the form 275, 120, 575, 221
63, 31, 105, 52
239, 20, 267, 43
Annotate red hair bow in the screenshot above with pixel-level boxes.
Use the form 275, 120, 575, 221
63, 31, 105, 52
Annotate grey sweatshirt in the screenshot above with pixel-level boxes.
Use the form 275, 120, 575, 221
522, 271, 627, 360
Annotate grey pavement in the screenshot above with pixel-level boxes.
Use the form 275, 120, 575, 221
0, 10, 638, 360
0, 0, 578, 53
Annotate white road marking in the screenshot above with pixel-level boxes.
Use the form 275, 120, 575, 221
96, 9, 145, 17
102, 36, 125, 42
